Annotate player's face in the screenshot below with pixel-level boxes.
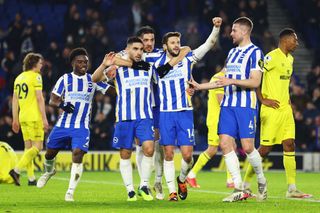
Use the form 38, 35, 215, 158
34, 59, 43, 72
230, 24, 246, 45
165, 36, 181, 57
141, 33, 155, 53
73, 55, 89, 75
127, 42, 144, 62
287, 33, 299, 52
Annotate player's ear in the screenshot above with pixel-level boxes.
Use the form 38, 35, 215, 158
163, 44, 167, 51
71, 60, 75, 68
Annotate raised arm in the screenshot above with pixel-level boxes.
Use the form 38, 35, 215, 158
92, 52, 116, 83
192, 17, 222, 62
92, 52, 150, 83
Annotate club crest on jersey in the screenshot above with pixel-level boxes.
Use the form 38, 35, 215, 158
113, 137, 119, 144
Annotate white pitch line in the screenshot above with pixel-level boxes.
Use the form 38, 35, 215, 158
52, 177, 320, 203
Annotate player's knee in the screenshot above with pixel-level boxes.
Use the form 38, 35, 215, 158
219, 141, 232, 153
258, 147, 271, 157
120, 149, 132, 159
45, 153, 55, 160
183, 155, 193, 164
283, 140, 295, 152
242, 144, 254, 154
164, 152, 174, 161
33, 143, 43, 151
72, 149, 85, 163
143, 146, 154, 157
206, 146, 218, 157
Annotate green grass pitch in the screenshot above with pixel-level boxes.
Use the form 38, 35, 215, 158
1, 171, 319, 212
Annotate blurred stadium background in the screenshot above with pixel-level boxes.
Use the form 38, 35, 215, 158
0, 0, 320, 172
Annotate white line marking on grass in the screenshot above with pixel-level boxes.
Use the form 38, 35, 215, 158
52, 177, 320, 203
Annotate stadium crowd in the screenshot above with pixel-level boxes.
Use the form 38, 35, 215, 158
0, 0, 319, 152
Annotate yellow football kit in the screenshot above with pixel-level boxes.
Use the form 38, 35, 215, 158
207, 72, 224, 146
260, 48, 295, 146
0, 142, 18, 183
14, 70, 44, 141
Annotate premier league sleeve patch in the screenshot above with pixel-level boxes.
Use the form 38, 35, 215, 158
258, 59, 264, 70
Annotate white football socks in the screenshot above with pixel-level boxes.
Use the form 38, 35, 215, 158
67, 163, 83, 194
154, 140, 164, 183
247, 149, 266, 184
179, 158, 193, 182
140, 155, 153, 188
120, 159, 134, 193
164, 160, 176, 193
135, 145, 143, 177
224, 151, 242, 190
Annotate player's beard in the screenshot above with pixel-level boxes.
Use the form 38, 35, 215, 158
232, 35, 243, 45
167, 47, 180, 57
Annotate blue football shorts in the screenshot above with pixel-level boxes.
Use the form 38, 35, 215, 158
112, 118, 154, 150
218, 107, 257, 139
159, 110, 195, 146
47, 126, 90, 152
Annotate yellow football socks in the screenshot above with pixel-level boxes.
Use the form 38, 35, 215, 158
283, 151, 296, 185
191, 152, 211, 175
26, 160, 35, 181
16, 147, 39, 172
243, 163, 255, 183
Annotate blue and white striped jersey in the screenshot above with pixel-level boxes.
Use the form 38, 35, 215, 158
221, 43, 264, 109
153, 51, 195, 112
119, 48, 163, 108
52, 72, 110, 129
143, 48, 163, 108
114, 66, 153, 122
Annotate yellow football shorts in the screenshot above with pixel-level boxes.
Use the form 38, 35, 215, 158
260, 105, 295, 146
207, 123, 220, 146
20, 121, 44, 142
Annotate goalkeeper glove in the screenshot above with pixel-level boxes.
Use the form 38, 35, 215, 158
59, 102, 75, 113
156, 63, 173, 78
